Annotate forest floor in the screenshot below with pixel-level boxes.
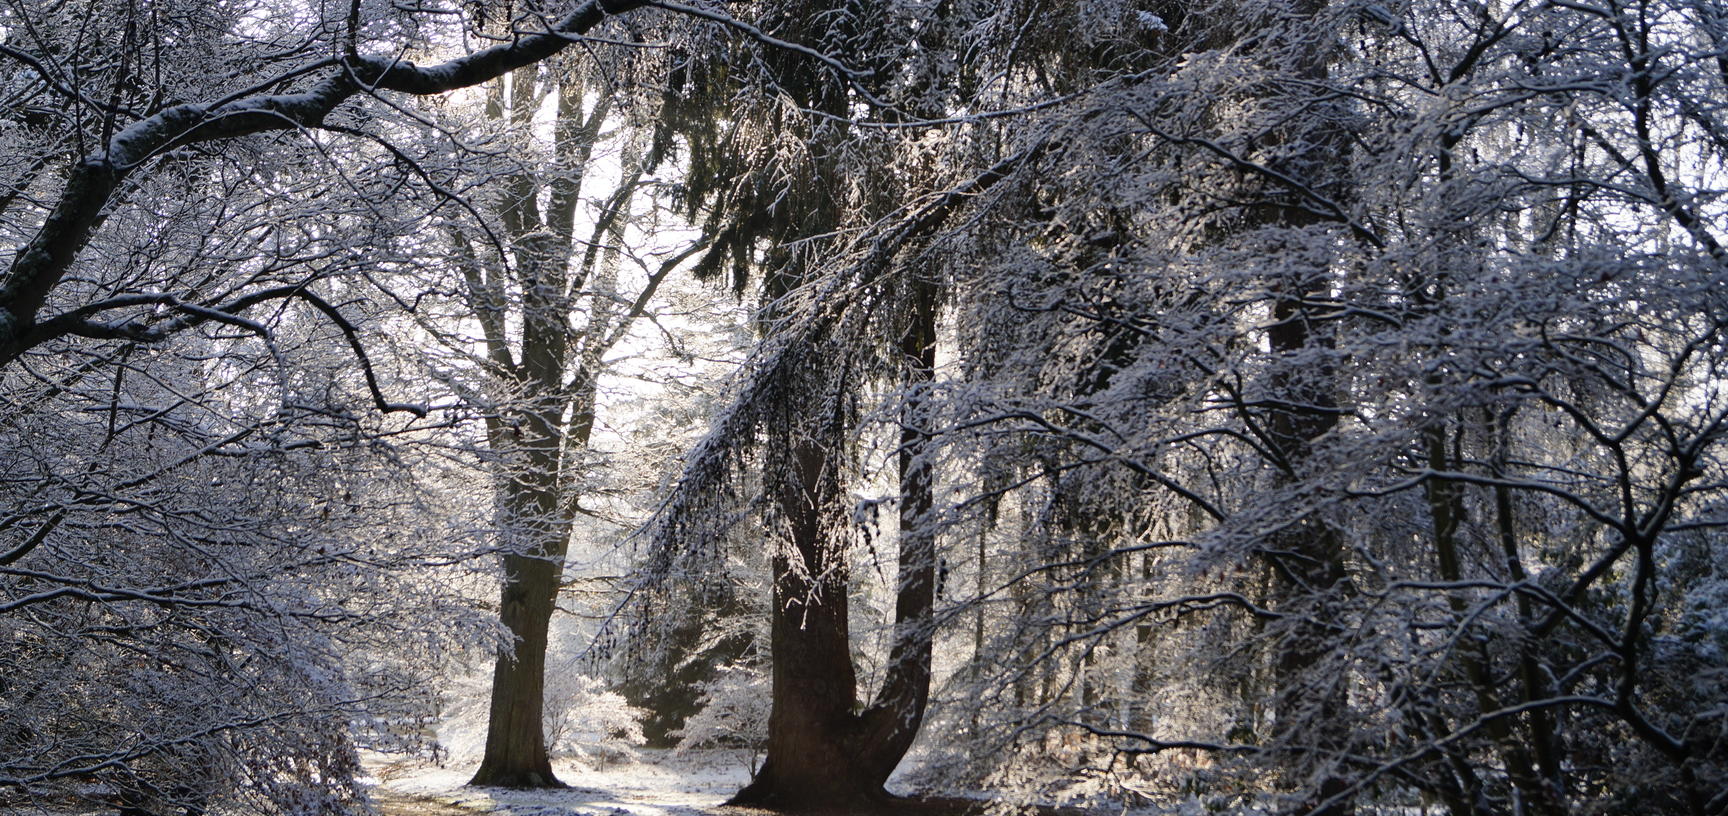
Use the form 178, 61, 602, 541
367, 749, 755, 816
364, 750, 1033, 816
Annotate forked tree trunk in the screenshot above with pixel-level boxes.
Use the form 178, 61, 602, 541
466, 332, 581, 789
462, 59, 621, 787
730, 287, 938, 810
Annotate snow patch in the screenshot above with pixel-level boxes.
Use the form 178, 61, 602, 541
369, 749, 751, 816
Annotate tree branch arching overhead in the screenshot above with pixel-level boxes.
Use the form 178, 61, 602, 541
0, 0, 652, 366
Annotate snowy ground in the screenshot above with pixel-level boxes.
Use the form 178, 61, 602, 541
367, 749, 757, 816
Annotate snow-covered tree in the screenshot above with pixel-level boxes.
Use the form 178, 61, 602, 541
652, 0, 1728, 812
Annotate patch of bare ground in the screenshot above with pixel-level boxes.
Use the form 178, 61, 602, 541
367, 789, 1087, 816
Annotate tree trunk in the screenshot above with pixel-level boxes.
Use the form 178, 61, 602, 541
731, 284, 939, 810
470, 547, 566, 787
462, 60, 622, 786
1265, 286, 1353, 816
467, 359, 579, 788
471, 410, 578, 787
1255, 7, 1354, 806
855, 280, 940, 785
729, 438, 872, 809
1488, 411, 1567, 815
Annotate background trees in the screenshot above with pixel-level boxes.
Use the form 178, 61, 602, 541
0, 255, 492, 814
419, 44, 699, 790
0, 0, 671, 807
902, 0, 1727, 812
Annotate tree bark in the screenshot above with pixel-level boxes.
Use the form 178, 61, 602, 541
469, 382, 585, 786
729, 438, 867, 809
1264, 269, 1352, 816
855, 280, 940, 785
470, 547, 566, 787
730, 283, 939, 810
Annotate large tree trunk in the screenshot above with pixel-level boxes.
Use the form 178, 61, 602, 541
1253, 7, 1354, 811
731, 287, 939, 810
470, 547, 566, 787
1264, 289, 1352, 816
471, 404, 580, 787
467, 314, 578, 788
729, 439, 870, 809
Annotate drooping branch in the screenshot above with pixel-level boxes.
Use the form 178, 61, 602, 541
643, 143, 1044, 578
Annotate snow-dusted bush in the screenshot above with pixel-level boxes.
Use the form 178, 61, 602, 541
436, 668, 649, 769
0, 411, 494, 815
543, 673, 650, 766
430, 666, 492, 764
674, 662, 769, 772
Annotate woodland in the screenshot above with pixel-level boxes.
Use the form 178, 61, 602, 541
1, 0, 1726, 814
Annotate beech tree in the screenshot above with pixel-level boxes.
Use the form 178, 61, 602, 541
407, 52, 705, 785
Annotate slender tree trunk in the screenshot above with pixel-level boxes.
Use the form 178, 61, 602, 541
1265, 286, 1353, 816
1487, 410, 1567, 814
1416, 424, 1489, 816
1428, 422, 1563, 815
855, 280, 940, 784
970, 523, 988, 738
